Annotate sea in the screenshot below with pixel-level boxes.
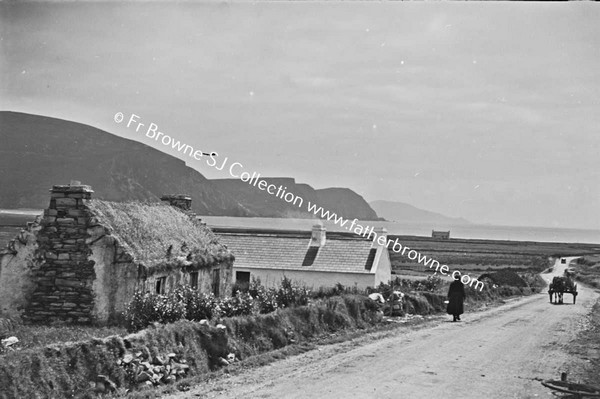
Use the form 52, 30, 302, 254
1, 209, 599, 245
200, 216, 600, 245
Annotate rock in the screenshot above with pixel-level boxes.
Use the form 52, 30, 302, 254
135, 371, 153, 383
165, 375, 177, 384
172, 362, 190, 375
141, 361, 153, 370
1, 336, 19, 348
217, 357, 229, 366
368, 293, 385, 304
119, 351, 190, 387
216, 324, 226, 330
96, 375, 117, 392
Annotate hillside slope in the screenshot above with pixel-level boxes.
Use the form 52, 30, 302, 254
370, 200, 471, 225
315, 187, 379, 221
0, 111, 251, 216
0, 112, 380, 220
211, 179, 381, 220
211, 177, 320, 218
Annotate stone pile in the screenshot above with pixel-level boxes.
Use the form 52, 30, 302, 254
24, 184, 96, 324
0, 336, 19, 353
116, 351, 190, 388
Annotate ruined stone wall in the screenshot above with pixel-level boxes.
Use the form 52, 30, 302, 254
4, 185, 234, 325
24, 185, 96, 324
0, 219, 43, 317
88, 224, 141, 325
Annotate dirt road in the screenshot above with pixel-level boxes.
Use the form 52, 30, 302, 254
169, 257, 599, 399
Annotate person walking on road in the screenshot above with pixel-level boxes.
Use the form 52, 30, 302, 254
447, 275, 466, 322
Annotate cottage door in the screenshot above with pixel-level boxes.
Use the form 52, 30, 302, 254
212, 269, 220, 296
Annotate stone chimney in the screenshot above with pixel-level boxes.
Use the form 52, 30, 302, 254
310, 224, 326, 247
24, 182, 95, 324
49, 181, 94, 209
161, 194, 192, 211
371, 227, 388, 247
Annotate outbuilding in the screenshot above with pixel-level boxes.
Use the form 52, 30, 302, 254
217, 224, 392, 290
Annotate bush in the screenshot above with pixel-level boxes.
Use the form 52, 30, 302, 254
124, 291, 187, 332
219, 291, 255, 318
576, 257, 597, 266
276, 277, 310, 308
125, 278, 313, 332
478, 269, 528, 287
176, 286, 220, 321
375, 275, 443, 299
125, 289, 215, 332
249, 277, 279, 314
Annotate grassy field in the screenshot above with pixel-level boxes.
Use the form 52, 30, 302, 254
568, 255, 600, 388
3, 211, 600, 273
388, 235, 600, 279
571, 254, 600, 288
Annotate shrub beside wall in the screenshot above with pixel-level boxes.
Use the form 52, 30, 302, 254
0, 295, 380, 399
0, 276, 538, 399
124, 278, 311, 332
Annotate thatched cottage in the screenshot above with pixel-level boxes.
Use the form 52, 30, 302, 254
0, 184, 233, 325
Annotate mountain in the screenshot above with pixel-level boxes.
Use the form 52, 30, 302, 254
0, 111, 381, 221
211, 179, 381, 220
0, 111, 252, 216
315, 188, 379, 221
211, 177, 320, 218
369, 200, 471, 226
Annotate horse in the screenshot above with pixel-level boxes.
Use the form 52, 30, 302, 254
549, 276, 566, 304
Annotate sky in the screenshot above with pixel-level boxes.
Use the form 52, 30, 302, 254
1, 1, 599, 230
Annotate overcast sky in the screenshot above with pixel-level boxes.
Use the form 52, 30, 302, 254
1, 1, 599, 229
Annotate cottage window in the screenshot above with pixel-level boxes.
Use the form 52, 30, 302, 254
236, 271, 250, 291
190, 272, 199, 290
155, 277, 167, 294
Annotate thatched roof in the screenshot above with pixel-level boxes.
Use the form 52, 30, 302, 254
87, 200, 232, 270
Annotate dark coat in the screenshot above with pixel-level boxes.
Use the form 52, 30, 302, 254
447, 280, 466, 316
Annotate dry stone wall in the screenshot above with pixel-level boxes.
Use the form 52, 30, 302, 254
24, 184, 96, 324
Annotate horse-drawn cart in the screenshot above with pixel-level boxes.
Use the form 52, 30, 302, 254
548, 275, 578, 304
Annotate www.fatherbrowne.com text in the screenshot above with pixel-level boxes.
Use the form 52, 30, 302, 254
115, 112, 485, 291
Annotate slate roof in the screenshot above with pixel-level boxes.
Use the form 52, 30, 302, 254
216, 229, 379, 274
